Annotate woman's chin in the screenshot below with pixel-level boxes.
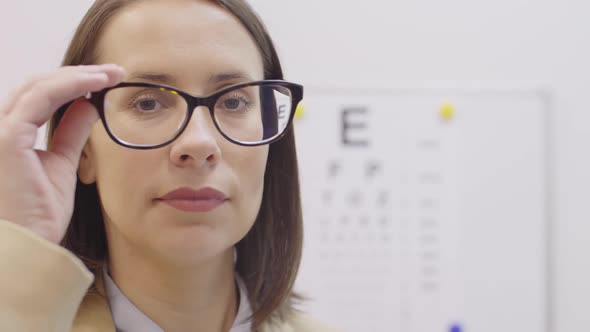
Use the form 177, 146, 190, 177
149, 229, 234, 266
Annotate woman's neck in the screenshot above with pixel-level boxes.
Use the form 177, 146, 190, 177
107, 246, 238, 332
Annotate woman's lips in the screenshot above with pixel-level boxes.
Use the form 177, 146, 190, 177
155, 187, 227, 212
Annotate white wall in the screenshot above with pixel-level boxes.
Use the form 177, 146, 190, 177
246, 1, 590, 331
0, 1, 93, 85
1, 1, 589, 331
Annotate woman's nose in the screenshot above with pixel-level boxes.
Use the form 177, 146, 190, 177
169, 106, 221, 168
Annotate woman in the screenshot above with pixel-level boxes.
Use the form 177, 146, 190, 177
0, 0, 335, 331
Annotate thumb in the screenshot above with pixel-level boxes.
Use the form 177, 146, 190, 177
49, 99, 100, 168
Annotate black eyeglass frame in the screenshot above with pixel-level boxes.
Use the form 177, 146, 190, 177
78, 80, 303, 149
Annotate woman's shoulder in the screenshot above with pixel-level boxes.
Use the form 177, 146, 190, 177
260, 311, 343, 332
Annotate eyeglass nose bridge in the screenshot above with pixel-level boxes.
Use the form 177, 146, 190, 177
180, 95, 223, 136
184, 94, 217, 117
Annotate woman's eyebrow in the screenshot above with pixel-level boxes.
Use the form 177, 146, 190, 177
208, 71, 254, 84
127, 71, 174, 84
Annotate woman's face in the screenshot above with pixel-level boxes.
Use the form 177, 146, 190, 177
78, 0, 267, 265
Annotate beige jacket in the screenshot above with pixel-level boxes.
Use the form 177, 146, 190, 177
0, 220, 336, 332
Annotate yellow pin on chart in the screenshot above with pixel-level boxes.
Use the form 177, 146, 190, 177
439, 101, 456, 121
295, 102, 305, 120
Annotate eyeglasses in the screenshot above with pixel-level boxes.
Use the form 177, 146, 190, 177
80, 80, 303, 149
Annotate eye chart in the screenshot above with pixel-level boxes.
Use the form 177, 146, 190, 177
293, 88, 548, 332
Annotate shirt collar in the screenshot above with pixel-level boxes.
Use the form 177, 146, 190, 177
102, 264, 252, 332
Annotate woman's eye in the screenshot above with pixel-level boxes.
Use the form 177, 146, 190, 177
220, 94, 250, 112
132, 98, 162, 113
224, 98, 242, 110
138, 99, 158, 111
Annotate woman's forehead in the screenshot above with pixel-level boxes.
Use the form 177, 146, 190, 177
96, 0, 264, 88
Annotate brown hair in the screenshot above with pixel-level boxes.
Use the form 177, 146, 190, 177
47, 0, 303, 329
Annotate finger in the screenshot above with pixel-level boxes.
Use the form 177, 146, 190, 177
0, 73, 46, 118
48, 98, 100, 168
0, 65, 123, 118
9, 66, 125, 127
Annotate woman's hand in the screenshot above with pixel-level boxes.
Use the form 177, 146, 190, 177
0, 65, 125, 244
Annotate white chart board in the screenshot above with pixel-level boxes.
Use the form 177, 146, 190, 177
294, 88, 548, 332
